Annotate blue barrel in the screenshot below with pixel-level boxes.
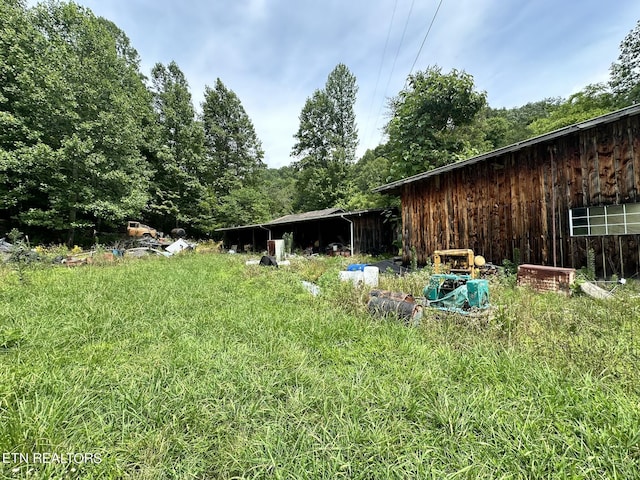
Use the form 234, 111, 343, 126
346, 263, 368, 272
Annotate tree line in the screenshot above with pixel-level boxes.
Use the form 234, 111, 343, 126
2, 0, 639, 245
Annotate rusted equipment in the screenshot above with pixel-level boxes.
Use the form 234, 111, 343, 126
369, 290, 415, 303
433, 249, 486, 278
367, 291, 423, 325
516, 264, 576, 295
423, 274, 490, 314
170, 228, 186, 238
127, 221, 158, 239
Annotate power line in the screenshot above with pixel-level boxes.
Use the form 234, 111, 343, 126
364, 0, 445, 153
367, 0, 416, 150
408, 0, 444, 78
363, 0, 398, 150
382, 0, 415, 104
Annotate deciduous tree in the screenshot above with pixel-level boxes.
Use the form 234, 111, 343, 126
528, 85, 616, 136
610, 19, 640, 105
0, 1, 152, 245
384, 66, 486, 180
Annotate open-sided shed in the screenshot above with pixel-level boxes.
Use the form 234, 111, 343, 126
374, 105, 640, 278
216, 207, 397, 256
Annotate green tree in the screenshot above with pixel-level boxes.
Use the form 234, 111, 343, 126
342, 147, 395, 211
385, 66, 487, 181
325, 63, 358, 163
292, 63, 358, 211
148, 61, 207, 234
215, 186, 271, 228
258, 166, 296, 219
0, 0, 41, 221
0, 1, 152, 245
292, 89, 334, 167
483, 98, 562, 148
528, 84, 616, 135
610, 19, 640, 105
201, 78, 265, 198
200, 78, 265, 230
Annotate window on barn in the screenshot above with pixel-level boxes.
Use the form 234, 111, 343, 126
569, 204, 640, 236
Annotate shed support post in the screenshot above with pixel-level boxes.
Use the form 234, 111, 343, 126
341, 215, 354, 257
259, 225, 272, 242
550, 147, 558, 267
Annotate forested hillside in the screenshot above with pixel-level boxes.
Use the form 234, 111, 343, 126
2, 0, 639, 245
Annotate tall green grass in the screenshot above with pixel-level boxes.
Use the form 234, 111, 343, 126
0, 254, 638, 478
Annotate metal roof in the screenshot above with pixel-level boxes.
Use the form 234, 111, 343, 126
215, 207, 391, 232
374, 104, 640, 194
269, 208, 344, 224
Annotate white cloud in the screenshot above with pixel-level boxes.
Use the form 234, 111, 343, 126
23, 0, 640, 167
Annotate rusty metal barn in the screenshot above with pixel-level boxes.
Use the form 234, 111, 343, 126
375, 105, 640, 278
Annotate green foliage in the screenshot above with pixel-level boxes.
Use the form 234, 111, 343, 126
385, 66, 487, 181
324, 63, 359, 162
341, 147, 396, 210
201, 78, 265, 197
529, 85, 617, 136
215, 186, 271, 227
483, 98, 563, 148
610, 19, 640, 105
4, 228, 40, 283
282, 232, 293, 254
257, 166, 296, 218
294, 152, 351, 211
501, 247, 520, 276
292, 64, 358, 210
147, 61, 206, 233
410, 245, 418, 271
579, 247, 597, 281
0, 1, 152, 244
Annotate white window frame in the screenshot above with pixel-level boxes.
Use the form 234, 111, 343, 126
569, 204, 640, 236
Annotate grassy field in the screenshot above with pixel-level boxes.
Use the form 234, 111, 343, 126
0, 252, 639, 479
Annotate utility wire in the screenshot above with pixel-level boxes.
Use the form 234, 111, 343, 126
408, 0, 444, 78
368, 0, 416, 149
382, 0, 415, 104
363, 0, 398, 150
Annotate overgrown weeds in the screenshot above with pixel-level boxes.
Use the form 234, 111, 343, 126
0, 253, 638, 478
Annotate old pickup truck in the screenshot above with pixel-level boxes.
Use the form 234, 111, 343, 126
126, 221, 158, 239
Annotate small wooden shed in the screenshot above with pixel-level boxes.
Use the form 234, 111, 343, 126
374, 105, 640, 278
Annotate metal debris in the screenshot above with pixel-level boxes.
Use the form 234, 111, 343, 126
580, 281, 614, 300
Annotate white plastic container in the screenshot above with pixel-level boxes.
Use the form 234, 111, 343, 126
339, 270, 364, 285
363, 266, 379, 287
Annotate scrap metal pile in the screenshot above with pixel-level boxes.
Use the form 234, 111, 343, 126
367, 248, 492, 324
367, 273, 491, 324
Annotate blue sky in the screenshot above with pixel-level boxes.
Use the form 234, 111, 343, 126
27, 1, 640, 167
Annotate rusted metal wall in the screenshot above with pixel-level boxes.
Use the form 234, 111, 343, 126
401, 114, 640, 277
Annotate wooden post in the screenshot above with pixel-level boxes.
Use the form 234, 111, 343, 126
601, 236, 607, 279
550, 147, 558, 267
619, 236, 624, 278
